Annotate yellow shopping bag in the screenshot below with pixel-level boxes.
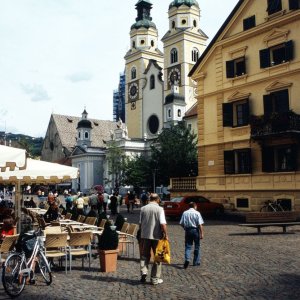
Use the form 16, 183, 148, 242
154, 239, 171, 264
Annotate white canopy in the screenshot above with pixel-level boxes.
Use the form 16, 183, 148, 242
0, 158, 78, 184
0, 145, 26, 171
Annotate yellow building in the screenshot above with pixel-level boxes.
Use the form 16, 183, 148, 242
187, 0, 300, 211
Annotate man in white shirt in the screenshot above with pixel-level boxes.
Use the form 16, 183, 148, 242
179, 202, 204, 269
139, 193, 168, 285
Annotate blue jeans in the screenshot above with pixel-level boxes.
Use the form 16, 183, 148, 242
185, 228, 201, 265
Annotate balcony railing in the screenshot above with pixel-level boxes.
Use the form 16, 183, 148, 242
250, 111, 300, 138
170, 177, 197, 191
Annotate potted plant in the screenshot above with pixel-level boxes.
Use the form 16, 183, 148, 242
98, 221, 119, 272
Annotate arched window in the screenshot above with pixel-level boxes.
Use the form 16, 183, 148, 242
84, 132, 89, 139
178, 109, 181, 117
131, 67, 136, 80
172, 20, 175, 29
132, 41, 136, 48
193, 20, 197, 27
170, 48, 178, 64
192, 48, 199, 62
150, 75, 155, 90
168, 109, 172, 118
78, 132, 81, 139
151, 40, 154, 47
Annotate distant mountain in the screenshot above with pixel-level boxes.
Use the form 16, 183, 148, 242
0, 132, 44, 158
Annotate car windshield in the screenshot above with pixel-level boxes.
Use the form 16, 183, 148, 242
170, 197, 184, 203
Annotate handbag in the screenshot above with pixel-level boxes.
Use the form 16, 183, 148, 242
154, 239, 171, 264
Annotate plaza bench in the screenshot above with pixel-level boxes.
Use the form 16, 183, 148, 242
239, 211, 300, 234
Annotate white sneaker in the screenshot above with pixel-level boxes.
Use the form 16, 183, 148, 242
151, 278, 163, 285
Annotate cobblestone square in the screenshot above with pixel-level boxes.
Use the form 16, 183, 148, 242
1, 207, 300, 300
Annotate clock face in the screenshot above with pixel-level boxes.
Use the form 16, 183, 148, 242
129, 82, 138, 100
168, 67, 181, 87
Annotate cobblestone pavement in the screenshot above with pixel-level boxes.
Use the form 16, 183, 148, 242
1, 206, 300, 300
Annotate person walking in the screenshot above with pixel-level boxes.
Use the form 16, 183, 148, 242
139, 193, 168, 285
179, 202, 204, 269
103, 191, 109, 214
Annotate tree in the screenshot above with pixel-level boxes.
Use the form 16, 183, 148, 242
122, 154, 152, 190
151, 122, 198, 186
106, 141, 126, 190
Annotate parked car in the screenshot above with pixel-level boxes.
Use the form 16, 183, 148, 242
163, 196, 224, 218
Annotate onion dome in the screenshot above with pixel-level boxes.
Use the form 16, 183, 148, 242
131, 0, 157, 30
169, 0, 199, 9
77, 109, 92, 129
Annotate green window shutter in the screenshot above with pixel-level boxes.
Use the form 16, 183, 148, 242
275, 89, 289, 112
263, 94, 272, 115
289, 0, 300, 9
245, 148, 252, 173
224, 150, 235, 174
285, 40, 294, 61
291, 144, 298, 171
262, 147, 274, 172
222, 103, 233, 127
260, 48, 270, 68
226, 60, 234, 78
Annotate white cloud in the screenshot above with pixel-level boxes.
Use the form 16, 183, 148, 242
67, 72, 93, 83
21, 84, 51, 102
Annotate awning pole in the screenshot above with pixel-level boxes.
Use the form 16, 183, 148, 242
15, 181, 21, 233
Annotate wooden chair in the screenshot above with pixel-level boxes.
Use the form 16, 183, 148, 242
77, 215, 86, 223
118, 223, 139, 258
67, 231, 92, 271
98, 219, 107, 229
85, 217, 97, 226
44, 233, 68, 273
44, 226, 62, 234
0, 234, 19, 263
64, 213, 72, 220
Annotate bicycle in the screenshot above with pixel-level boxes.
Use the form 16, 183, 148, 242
260, 200, 285, 212
2, 228, 52, 297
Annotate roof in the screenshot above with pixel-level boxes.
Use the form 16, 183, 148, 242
184, 102, 197, 119
169, 0, 199, 9
51, 114, 117, 151
165, 93, 185, 104
131, 20, 157, 30
189, 0, 244, 77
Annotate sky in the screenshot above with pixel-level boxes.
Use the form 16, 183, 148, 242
0, 0, 239, 138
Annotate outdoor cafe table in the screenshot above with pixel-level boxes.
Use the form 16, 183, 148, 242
59, 220, 99, 231
27, 208, 47, 215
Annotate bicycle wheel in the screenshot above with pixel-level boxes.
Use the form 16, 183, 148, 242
2, 254, 26, 297
37, 251, 52, 285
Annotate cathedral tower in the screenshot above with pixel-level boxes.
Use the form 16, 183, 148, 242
125, 0, 164, 139
76, 109, 92, 148
162, 0, 208, 127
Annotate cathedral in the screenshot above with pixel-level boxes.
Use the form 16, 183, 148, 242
124, 0, 208, 139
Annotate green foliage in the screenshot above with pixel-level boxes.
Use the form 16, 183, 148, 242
122, 154, 152, 188
151, 122, 198, 185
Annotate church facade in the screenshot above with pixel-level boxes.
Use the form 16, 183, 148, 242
124, 0, 207, 140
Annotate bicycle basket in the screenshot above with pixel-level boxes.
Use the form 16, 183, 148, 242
15, 233, 37, 257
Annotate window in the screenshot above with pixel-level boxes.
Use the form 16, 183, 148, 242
192, 48, 199, 62
151, 40, 154, 47
262, 145, 297, 172
243, 15, 256, 30
224, 149, 252, 174
289, 0, 300, 9
181, 19, 187, 25
78, 132, 81, 139
193, 20, 197, 27
170, 48, 178, 64
188, 124, 192, 131
267, 0, 282, 15
148, 115, 159, 134
226, 57, 246, 78
260, 41, 294, 68
131, 67, 136, 80
132, 41, 136, 48
236, 198, 249, 208
84, 132, 89, 139
168, 109, 172, 118
263, 89, 289, 116
177, 109, 181, 117
223, 99, 249, 127
172, 21, 175, 28
150, 75, 155, 90
140, 40, 145, 45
